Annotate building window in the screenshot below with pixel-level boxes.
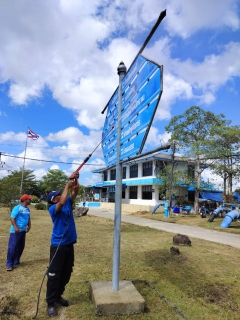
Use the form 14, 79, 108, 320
110, 169, 116, 180
143, 161, 153, 176
122, 167, 126, 179
142, 185, 152, 200
130, 186, 138, 199
122, 189, 125, 199
188, 190, 195, 202
130, 164, 138, 178
103, 171, 108, 181
108, 186, 115, 202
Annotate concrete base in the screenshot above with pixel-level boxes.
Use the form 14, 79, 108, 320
90, 281, 145, 316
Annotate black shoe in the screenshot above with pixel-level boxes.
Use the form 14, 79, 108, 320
56, 297, 69, 307
47, 304, 58, 317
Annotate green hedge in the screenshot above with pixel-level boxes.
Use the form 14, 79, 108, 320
31, 195, 39, 203
35, 203, 47, 210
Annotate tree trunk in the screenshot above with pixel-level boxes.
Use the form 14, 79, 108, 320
229, 173, 233, 195
194, 160, 201, 214
229, 157, 233, 194
223, 172, 227, 196
223, 160, 227, 196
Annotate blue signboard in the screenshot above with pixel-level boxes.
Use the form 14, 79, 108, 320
102, 54, 163, 167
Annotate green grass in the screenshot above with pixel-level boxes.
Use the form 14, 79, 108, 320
1, 206, 240, 319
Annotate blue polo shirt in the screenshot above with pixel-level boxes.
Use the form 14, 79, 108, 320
10, 204, 31, 233
48, 196, 77, 246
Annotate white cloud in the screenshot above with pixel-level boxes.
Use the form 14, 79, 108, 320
147, 126, 171, 148
0, 0, 239, 127
164, 0, 240, 38
9, 83, 42, 104
83, 173, 102, 186
46, 126, 104, 158
0, 0, 239, 183
170, 42, 240, 91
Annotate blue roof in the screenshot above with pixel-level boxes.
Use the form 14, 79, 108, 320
200, 192, 223, 202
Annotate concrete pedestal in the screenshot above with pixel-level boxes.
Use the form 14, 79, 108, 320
90, 281, 145, 316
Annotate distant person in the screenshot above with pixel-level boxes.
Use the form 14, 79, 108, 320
6, 194, 32, 271
45, 172, 79, 317
83, 199, 86, 207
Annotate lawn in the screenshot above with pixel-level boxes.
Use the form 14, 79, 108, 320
0, 206, 240, 319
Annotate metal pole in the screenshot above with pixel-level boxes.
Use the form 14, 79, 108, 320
168, 142, 176, 217
112, 61, 127, 291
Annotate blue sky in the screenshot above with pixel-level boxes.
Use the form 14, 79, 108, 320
0, 0, 239, 188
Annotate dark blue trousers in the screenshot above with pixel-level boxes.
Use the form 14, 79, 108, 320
6, 232, 26, 267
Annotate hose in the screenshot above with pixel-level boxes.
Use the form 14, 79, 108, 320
32, 217, 70, 319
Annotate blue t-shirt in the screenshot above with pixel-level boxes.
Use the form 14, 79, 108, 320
48, 196, 77, 246
10, 204, 31, 233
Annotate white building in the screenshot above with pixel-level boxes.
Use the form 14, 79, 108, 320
89, 152, 197, 212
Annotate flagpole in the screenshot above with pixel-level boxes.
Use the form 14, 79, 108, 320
20, 129, 28, 195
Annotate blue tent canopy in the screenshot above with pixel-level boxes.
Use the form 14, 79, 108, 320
233, 192, 240, 203
199, 192, 223, 202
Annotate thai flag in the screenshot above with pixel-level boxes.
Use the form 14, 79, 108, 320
27, 127, 39, 140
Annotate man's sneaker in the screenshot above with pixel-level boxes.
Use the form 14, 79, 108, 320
46, 304, 58, 317
56, 297, 69, 307
6, 266, 13, 271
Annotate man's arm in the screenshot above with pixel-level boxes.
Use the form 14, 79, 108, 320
10, 218, 20, 233
26, 218, 31, 233
55, 180, 74, 212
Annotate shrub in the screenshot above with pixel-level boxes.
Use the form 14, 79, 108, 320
31, 196, 39, 203
35, 203, 47, 210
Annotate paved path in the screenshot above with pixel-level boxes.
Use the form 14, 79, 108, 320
88, 208, 240, 249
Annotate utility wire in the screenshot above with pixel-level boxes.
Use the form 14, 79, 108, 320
1, 153, 104, 166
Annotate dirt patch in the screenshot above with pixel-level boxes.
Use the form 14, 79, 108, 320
0, 295, 18, 319
196, 283, 240, 311
133, 210, 151, 215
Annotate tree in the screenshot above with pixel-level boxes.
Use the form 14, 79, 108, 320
40, 169, 69, 193
165, 106, 227, 213
208, 125, 240, 198
234, 188, 240, 195
158, 162, 189, 204
78, 184, 85, 200
0, 169, 38, 212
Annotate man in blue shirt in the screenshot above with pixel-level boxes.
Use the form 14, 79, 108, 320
46, 172, 79, 317
6, 194, 32, 271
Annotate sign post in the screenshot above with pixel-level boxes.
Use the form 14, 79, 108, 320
112, 62, 127, 291
100, 9, 167, 294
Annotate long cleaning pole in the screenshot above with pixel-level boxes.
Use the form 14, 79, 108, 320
20, 131, 28, 195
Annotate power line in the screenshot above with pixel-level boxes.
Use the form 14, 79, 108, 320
0, 143, 103, 155
1, 153, 104, 166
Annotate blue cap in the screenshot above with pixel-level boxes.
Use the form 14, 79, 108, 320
47, 190, 62, 204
